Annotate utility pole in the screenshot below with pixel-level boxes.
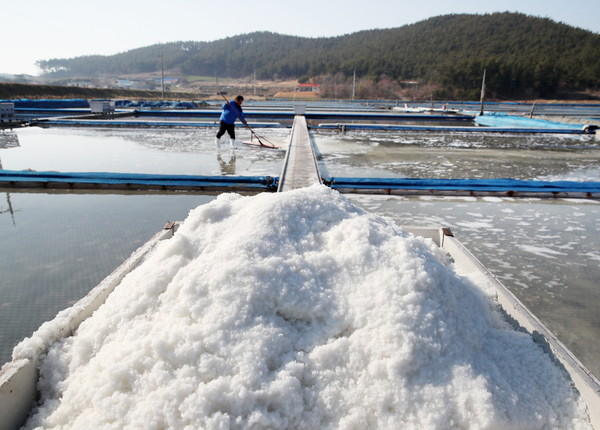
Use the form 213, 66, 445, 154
160, 53, 165, 99
479, 69, 486, 116
352, 70, 356, 100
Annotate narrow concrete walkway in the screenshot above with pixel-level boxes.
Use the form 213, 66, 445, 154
277, 115, 321, 192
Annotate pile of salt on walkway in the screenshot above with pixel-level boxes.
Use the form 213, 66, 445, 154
15, 185, 591, 429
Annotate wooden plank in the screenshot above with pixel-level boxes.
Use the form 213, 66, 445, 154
277, 115, 321, 192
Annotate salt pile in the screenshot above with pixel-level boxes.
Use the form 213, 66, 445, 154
19, 185, 591, 429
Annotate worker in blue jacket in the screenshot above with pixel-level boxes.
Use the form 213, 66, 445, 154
216, 95, 246, 146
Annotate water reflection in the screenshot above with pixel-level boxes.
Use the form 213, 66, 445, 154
0, 193, 17, 226
0, 131, 20, 170
0, 132, 19, 227
216, 148, 237, 175
0, 131, 20, 149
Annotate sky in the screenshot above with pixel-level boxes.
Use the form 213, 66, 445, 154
1, 0, 599, 76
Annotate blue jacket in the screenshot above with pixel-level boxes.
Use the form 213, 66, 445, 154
220, 100, 245, 124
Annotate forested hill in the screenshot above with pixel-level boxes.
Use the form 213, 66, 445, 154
37, 12, 600, 99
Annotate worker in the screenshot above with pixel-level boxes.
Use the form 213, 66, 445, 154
216, 95, 246, 147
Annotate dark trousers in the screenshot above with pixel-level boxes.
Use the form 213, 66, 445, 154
216, 121, 236, 140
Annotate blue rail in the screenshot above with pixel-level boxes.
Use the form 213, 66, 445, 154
0, 170, 278, 192
2, 170, 598, 198
133, 109, 475, 122
31, 119, 282, 128
314, 123, 594, 134
326, 177, 600, 198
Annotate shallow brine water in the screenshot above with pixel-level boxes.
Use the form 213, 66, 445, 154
314, 129, 600, 181
1, 125, 599, 388
0, 126, 289, 176
14, 186, 593, 429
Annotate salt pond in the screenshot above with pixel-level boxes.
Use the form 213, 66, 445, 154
0, 126, 288, 176
1, 125, 599, 428
313, 129, 600, 181
17, 186, 592, 429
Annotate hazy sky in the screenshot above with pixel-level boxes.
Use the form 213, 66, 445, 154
1, 0, 599, 75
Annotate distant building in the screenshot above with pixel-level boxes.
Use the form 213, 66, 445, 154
296, 84, 320, 93
153, 77, 179, 85
116, 79, 133, 89
67, 80, 95, 88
